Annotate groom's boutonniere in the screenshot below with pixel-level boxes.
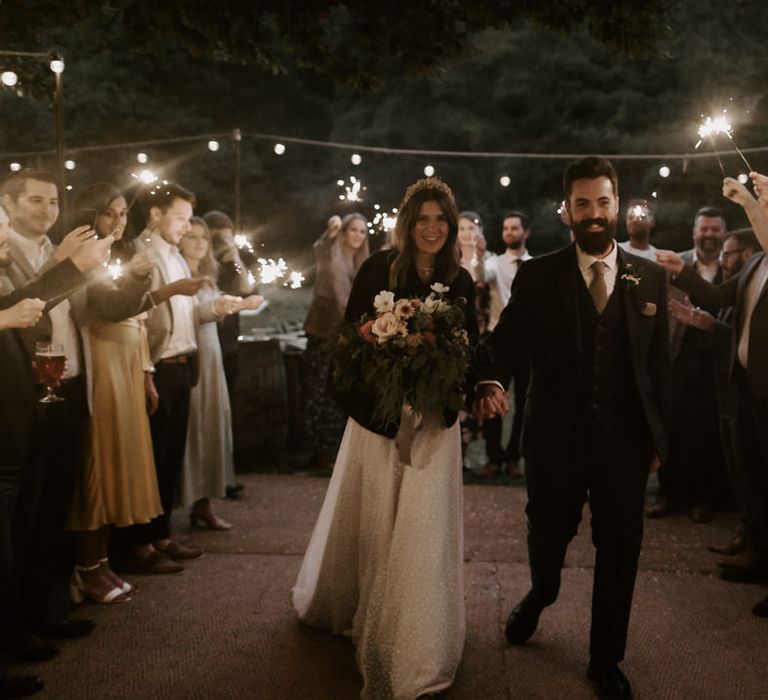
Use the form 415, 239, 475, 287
620, 263, 642, 287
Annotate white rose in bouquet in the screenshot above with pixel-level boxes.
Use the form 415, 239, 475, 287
430, 282, 450, 294
373, 290, 396, 313
371, 311, 403, 343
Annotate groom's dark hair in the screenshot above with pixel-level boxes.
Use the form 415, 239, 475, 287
563, 157, 618, 199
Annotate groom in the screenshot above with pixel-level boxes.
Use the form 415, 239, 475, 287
475, 157, 670, 699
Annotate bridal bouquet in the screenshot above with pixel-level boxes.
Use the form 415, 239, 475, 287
332, 283, 472, 429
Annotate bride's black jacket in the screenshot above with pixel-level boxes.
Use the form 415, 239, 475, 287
331, 249, 479, 438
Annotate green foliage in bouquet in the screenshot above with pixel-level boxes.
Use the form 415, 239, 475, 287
331, 284, 473, 429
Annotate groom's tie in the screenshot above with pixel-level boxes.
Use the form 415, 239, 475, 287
589, 260, 608, 314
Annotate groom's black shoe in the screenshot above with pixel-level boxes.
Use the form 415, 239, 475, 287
504, 593, 543, 644
587, 659, 632, 699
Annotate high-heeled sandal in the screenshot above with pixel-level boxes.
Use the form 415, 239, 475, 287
98, 558, 135, 595
190, 511, 233, 530
70, 563, 131, 604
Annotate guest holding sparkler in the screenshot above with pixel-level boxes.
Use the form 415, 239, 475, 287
178, 216, 262, 530
67, 183, 205, 596
656, 173, 768, 617
302, 213, 370, 471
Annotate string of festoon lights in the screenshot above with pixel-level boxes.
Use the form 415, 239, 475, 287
6, 126, 768, 182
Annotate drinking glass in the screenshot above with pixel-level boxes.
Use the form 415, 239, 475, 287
35, 341, 66, 403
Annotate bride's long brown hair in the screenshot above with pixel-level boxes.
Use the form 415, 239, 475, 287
388, 178, 460, 289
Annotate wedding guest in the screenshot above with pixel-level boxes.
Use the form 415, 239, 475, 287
458, 211, 487, 283
477, 211, 533, 479
294, 177, 477, 699
66, 184, 203, 592
0, 170, 113, 662
203, 210, 254, 499
0, 201, 106, 698
619, 199, 658, 261
648, 207, 728, 522
476, 157, 670, 699
125, 182, 206, 571
657, 174, 768, 617
667, 227, 760, 557
302, 213, 369, 471
178, 217, 262, 530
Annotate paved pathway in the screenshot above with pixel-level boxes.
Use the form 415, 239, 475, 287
27, 474, 768, 699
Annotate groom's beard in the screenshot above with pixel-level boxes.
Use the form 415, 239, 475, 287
506, 239, 523, 251
572, 217, 617, 255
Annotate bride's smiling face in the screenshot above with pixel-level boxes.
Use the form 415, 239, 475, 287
412, 200, 449, 257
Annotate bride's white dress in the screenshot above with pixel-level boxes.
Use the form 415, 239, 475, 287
292, 409, 465, 699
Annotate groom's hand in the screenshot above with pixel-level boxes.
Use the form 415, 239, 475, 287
649, 452, 661, 474
473, 383, 510, 419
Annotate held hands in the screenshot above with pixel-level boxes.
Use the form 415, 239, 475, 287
472, 383, 510, 420
0, 298, 45, 330
668, 295, 715, 332
654, 249, 685, 276
213, 294, 243, 316
649, 453, 661, 474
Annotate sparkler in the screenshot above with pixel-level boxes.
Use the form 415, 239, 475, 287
233, 233, 255, 254
337, 176, 366, 202
107, 258, 123, 280
257, 257, 288, 285
695, 112, 753, 173
288, 271, 305, 289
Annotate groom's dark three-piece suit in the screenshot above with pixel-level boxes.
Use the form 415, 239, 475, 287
479, 242, 670, 662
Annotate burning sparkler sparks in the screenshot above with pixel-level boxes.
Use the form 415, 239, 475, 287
288, 271, 305, 289
337, 176, 366, 202
132, 169, 158, 185
695, 111, 753, 173
234, 233, 255, 254
107, 259, 123, 280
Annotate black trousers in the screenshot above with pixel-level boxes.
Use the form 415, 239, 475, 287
484, 367, 529, 464
524, 415, 651, 663
734, 371, 768, 555
133, 362, 193, 543
12, 376, 89, 625
0, 463, 21, 636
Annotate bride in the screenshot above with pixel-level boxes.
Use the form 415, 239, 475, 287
292, 178, 478, 699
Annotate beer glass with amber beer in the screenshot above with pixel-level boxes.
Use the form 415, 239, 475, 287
35, 341, 66, 403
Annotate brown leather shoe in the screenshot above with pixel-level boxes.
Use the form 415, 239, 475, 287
477, 461, 500, 478
132, 551, 185, 575
505, 460, 524, 477
156, 540, 204, 560
708, 534, 747, 556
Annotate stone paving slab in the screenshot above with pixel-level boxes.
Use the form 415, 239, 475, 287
23, 474, 768, 699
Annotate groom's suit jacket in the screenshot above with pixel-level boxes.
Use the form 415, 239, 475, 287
478, 243, 670, 464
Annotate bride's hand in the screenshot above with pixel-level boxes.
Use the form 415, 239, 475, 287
473, 384, 509, 419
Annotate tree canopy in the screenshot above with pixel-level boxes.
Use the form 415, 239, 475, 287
1, 0, 767, 265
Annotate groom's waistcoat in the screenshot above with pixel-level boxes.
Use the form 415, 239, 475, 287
575, 276, 644, 433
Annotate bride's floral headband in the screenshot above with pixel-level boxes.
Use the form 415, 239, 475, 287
400, 177, 455, 209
